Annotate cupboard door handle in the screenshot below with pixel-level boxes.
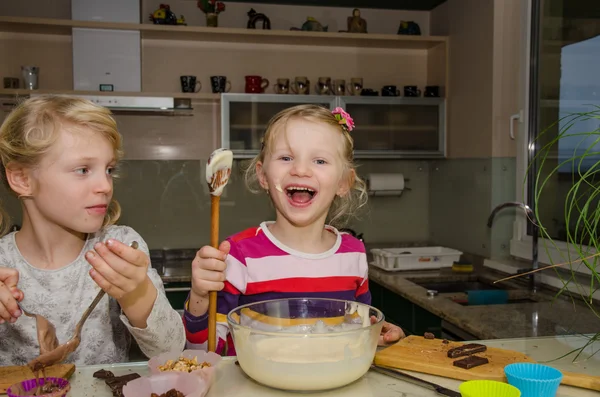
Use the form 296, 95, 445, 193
509, 110, 523, 140
164, 287, 191, 292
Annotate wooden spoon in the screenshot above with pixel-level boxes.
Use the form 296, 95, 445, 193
205, 148, 233, 352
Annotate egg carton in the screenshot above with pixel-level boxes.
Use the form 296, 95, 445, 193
370, 247, 462, 271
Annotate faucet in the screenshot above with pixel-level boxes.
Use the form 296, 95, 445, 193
487, 201, 539, 294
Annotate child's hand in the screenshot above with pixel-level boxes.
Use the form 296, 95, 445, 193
371, 316, 405, 345
191, 241, 230, 298
86, 239, 150, 300
0, 267, 24, 324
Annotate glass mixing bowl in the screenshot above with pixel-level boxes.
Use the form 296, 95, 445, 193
227, 297, 384, 391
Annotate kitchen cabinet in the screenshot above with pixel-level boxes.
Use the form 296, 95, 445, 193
370, 280, 444, 338
340, 96, 446, 158
221, 93, 446, 159
220, 93, 337, 158
163, 281, 191, 313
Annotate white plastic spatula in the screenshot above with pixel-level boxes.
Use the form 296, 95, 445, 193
205, 148, 233, 352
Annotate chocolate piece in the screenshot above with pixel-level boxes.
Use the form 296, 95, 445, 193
442, 339, 449, 344
447, 343, 487, 358
103, 372, 141, 397
424, 332, 435, 339
93, 369, 115, 379
105, 373, 140, 387
453, 355, 489, 369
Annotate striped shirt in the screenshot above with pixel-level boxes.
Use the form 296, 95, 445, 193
183, 221, 371, 355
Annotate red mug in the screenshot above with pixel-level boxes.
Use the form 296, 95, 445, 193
245, 75, 270, 93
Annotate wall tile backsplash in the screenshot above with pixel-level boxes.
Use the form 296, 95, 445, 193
0, 157, 514, 254
0, 159, 428, 250
429, 158, 516, 259
115, 158, 431, 249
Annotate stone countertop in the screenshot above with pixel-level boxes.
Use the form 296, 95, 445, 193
369, 266, 600, 340
67, 335, 600, 397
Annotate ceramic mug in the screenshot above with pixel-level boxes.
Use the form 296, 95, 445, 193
348, 78, 363, 96
425, 85, 440, 97
291, 76, 310, 95
180, 76, 201, 93
332, 79, 346, 95
404, 85, 421, 97
315, 77, 332, 95
210, 76, 231, 93
245, 75, 269, 93
382, 85, 400, 97
274, 78, 290, 94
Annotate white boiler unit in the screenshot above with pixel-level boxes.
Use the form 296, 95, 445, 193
71, 0, 141, 92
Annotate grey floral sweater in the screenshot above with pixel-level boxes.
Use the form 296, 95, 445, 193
0, 225, 185, 366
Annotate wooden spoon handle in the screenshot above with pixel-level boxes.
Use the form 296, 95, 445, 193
208, 195, 220, 353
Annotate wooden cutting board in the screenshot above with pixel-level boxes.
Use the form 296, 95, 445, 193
374, 336, 600, 392
0, 364, 75, 394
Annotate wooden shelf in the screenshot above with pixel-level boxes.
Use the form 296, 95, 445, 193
0, 16, 448, 50
0, 89, 220, 101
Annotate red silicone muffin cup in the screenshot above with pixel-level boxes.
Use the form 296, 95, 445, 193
7, 377, 70, 397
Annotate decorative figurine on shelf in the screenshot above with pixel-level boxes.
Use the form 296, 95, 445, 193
397, 21, 421, 35
290, 17, 328, 32
347, 8, 367, 33
198, 0, 226, 28
247, 8, 271, 29
149, 4, 187, 25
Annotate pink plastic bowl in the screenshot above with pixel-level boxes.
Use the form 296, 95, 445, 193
123, 372, 207, 397
148, 350, 222, 387
7, 377, 70, 397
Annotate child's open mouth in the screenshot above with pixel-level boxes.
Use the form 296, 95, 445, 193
285, 186, 317, 205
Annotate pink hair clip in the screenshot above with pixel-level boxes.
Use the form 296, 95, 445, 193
332, 107, 355, 132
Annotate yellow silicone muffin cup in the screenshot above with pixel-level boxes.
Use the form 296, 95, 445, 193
460, 380, 521, 397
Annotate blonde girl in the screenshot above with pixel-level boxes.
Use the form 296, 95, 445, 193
0, 95, 185, 365
183, 104, 404, 354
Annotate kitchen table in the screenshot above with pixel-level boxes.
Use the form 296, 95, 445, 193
68, 335, 599, 397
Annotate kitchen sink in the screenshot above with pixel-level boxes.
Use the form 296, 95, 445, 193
415, 280, 505, 293
450, 297, 538, 306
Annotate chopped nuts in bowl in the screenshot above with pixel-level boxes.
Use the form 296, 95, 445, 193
148, 350, 222, 389
158, 356, 211, 373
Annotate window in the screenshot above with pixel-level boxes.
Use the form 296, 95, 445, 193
512, 0, 600, 273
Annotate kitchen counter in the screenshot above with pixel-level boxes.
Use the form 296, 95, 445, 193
66, 335, 599, 396
369, 266, 600, 340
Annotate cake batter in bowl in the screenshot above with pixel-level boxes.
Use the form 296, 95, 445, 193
227, 298, 384, 391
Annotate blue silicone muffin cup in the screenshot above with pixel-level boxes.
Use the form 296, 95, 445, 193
504, 363, 563, 397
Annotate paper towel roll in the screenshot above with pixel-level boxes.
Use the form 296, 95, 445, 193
367, 173, 405, 191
